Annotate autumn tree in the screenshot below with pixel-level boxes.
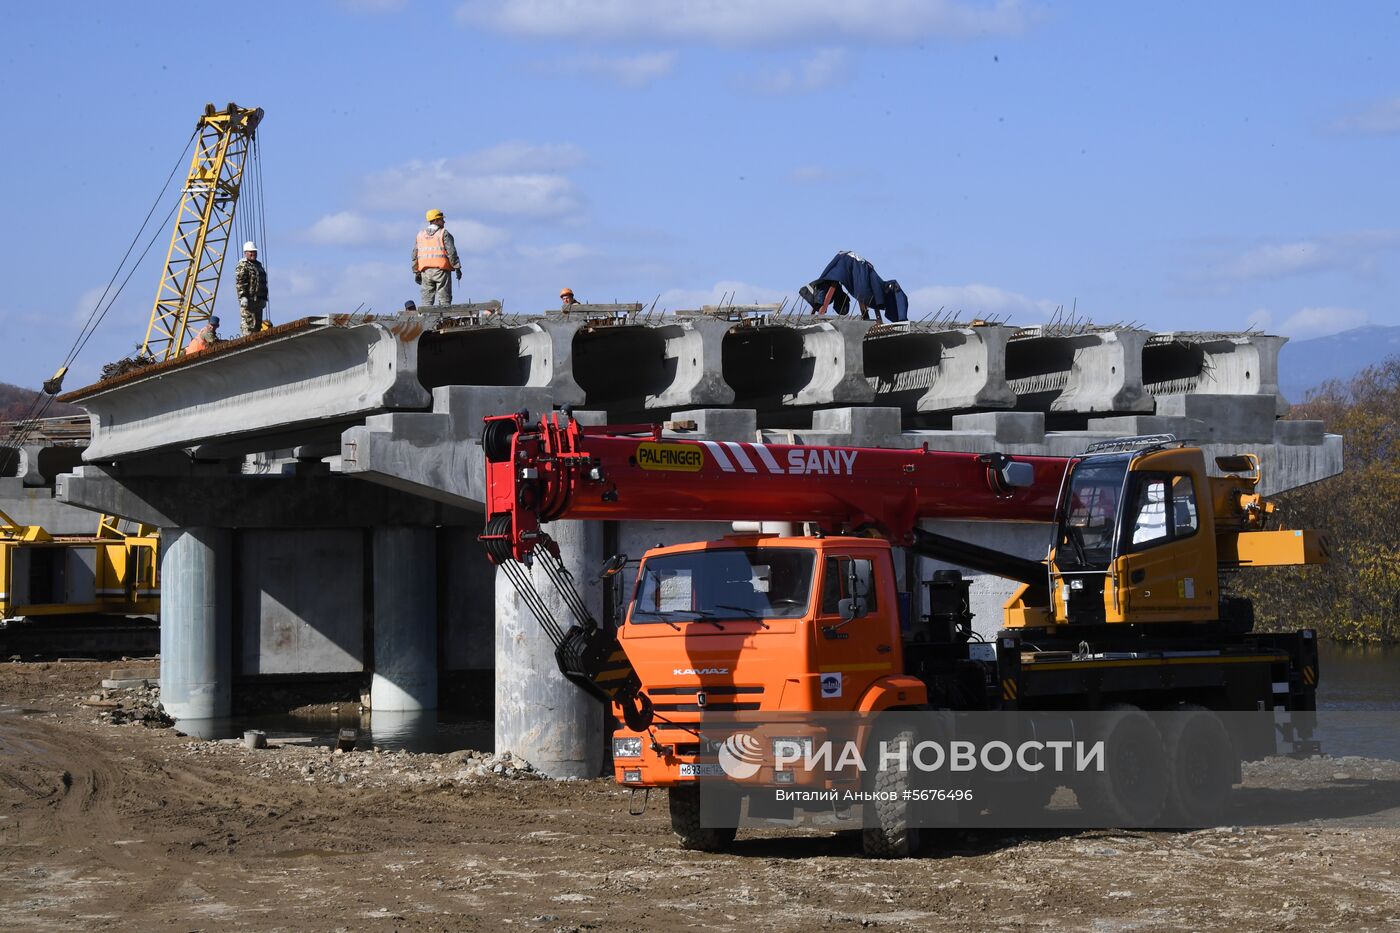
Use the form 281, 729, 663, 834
1240, 357, 1400, 642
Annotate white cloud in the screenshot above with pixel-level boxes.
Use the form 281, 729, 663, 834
655, 280, 791, 311
72, 285, 110, 326
271, 261, 407, 316
361, 143, 585, 218
535, 51, 677, 87
1244, 306, 1371, 339
305, 211, 404, 247
741, 49, 849, 95
517, 242, 593, 263
906, 283, 1057, 320
1203, 231, 1400, 284
1332, 96, 1400, 135
457, 0, 1035, 44
1216, 241, 1330, 281
305, 210, 508, 252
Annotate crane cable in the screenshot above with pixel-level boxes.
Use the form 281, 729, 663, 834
1, 129, 197, 461
233, 134, 268, 325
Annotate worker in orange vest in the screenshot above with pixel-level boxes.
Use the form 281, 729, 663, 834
412, 209, 462, 307
183, 317, 221, 356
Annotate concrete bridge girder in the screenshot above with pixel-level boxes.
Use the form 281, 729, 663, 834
75, 318, 432, 462
1006, 328, 1154, 414
59, 314, 1304, 468
865, 324, 1018, 412
1145, 332, 1291, 416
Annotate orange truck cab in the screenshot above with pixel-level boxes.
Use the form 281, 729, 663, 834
610, 533, 927, 789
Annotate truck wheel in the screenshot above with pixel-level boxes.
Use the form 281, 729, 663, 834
668, 785, 737, 852
1076, 705, 1169, 828
1163, 705, 1234, 827
862, 727, 921, 859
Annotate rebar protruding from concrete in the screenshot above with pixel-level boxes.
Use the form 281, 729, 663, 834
1144, 333, 1290, 416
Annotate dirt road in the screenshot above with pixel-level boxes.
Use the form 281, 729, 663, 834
2, 661, 1399, 932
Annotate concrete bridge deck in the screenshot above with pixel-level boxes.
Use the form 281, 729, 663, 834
53, 307, 1340, 777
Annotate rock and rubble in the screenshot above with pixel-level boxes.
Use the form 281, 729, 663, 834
4, 660, 1398, 931
80, 678, 175, 728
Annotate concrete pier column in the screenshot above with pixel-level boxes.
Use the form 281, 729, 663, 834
495, 518, 605, 779
370, 526, 439, 711
160, 527, 232, 721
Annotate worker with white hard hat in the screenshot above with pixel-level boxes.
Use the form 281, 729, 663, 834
412, 209, 462, 307
235, 240, 269, 335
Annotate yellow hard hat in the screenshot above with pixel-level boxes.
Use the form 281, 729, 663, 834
426, 209, 444, 222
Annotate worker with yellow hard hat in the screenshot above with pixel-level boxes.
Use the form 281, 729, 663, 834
560, 287, 580, 314
412, 208, 462, 307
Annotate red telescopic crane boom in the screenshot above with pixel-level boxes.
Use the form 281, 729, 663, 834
481, 411, 1068, 564
478, 410, 1070, 731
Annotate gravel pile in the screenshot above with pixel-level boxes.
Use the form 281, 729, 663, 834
84, 680, 174, 728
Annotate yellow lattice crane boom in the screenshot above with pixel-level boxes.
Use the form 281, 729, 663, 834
140, 102, 263, 361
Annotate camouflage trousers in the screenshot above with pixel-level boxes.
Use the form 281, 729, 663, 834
240, 302, 266, 336
420, 269, 453, 307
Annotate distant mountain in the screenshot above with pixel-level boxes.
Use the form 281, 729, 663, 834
0, 381, 80, 423
1278, 324, 1400, 401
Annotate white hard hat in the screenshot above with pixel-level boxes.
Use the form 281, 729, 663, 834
243, 241, 258, 252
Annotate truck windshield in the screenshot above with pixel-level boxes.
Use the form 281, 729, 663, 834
1058, 458, 1129, 569
630, 548, 815, 624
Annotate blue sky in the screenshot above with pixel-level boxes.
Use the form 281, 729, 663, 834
2, 0, 1398, 390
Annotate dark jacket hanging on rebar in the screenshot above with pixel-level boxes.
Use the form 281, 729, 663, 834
803, 250, 909, 322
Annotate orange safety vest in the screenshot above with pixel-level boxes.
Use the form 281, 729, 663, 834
415, 227, 452, 271
186, 333, 212, 354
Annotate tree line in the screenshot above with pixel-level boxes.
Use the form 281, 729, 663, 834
1241, 356, 1400, 643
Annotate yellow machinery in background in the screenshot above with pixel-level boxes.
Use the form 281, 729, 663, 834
0, 507, 158, 621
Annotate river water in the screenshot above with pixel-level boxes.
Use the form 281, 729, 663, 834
1317, 643, 1400, 711
175, 641, 1400, 756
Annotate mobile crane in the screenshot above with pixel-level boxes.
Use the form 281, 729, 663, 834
480, 411, 1326, 857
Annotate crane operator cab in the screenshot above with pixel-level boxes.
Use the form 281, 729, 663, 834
1034, 436, 1217, 628
1015, 434, 1310, 634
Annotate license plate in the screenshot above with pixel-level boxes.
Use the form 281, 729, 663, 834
678, 763, 725, 777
